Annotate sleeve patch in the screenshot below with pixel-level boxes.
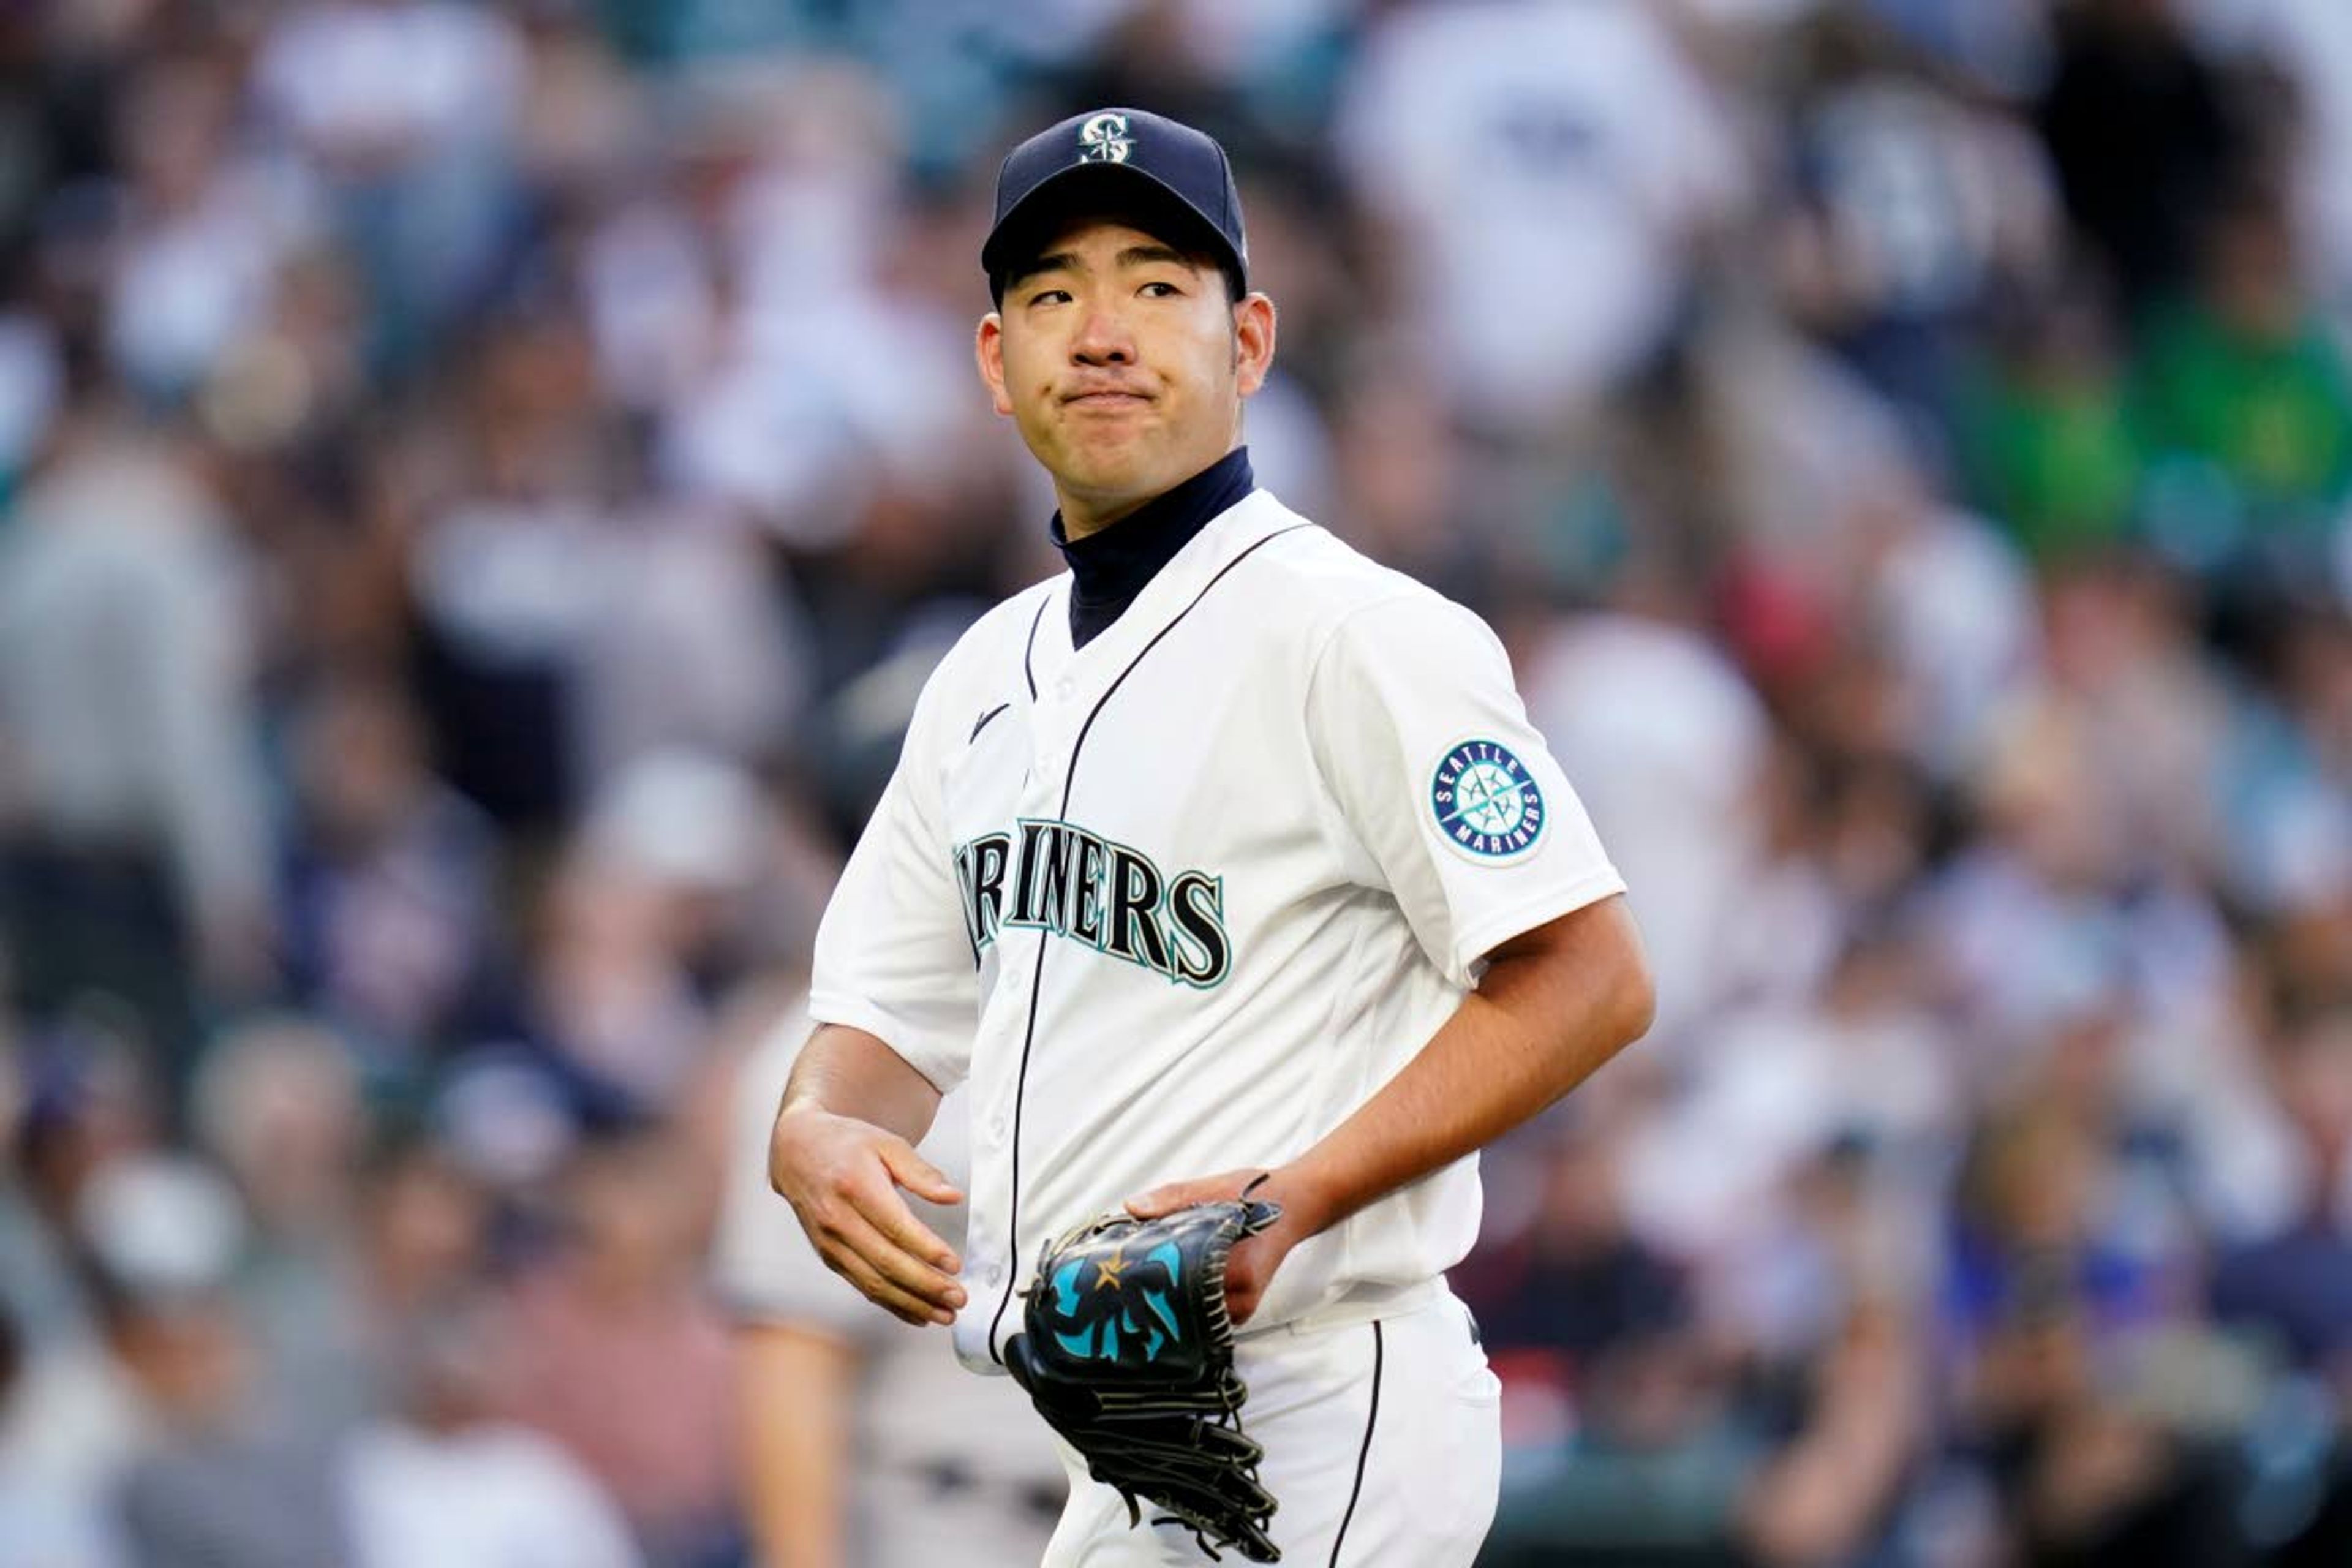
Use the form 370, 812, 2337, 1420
1428, 738, 1548, 862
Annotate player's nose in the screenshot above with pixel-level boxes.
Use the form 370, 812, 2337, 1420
1069, 300, 1137, 365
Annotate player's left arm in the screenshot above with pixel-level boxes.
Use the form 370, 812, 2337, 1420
1131, 588, 1653, 1322
1130, 894, 1652, 1323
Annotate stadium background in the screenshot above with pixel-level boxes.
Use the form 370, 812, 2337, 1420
2, 0, 2351, 1563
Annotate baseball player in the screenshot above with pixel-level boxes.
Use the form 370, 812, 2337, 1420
768, 107, 1655, 1565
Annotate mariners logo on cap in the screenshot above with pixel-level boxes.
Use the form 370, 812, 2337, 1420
1078, 111, 1133, 164
1431, 739, 1547, 861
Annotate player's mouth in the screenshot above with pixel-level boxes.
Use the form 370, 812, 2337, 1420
1061, 385, 1153, 409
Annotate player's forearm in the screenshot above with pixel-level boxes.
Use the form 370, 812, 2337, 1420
1284, 895, 1653, 1232
778, 1023, 943, 1148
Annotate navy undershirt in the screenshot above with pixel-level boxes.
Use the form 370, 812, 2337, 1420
1050, 447, 1256, 649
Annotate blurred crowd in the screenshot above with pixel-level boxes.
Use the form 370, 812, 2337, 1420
1, 0, 2350, 1564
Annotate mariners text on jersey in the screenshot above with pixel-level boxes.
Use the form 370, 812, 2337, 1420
955, 818, 1233, 987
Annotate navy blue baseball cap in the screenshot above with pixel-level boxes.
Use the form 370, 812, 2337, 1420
981, 108, 1248, 301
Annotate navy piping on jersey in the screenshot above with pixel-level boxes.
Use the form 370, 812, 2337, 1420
1330, 1321, 1385, 1565
986, 520, 1314, 1366
1022, 597, 1048, 699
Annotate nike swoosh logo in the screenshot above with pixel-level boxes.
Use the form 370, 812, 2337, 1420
969, 702, 1012, 744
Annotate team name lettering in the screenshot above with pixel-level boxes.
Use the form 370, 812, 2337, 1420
954, 819, 1232, 987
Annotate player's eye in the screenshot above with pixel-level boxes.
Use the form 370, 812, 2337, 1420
1139, 281, 1183, 299
1027, 287, 1072, 307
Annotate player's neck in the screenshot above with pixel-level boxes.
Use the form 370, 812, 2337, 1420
1050, 447, 1256, 650
1055, 441, 1248, 542
1057, 491, 1145, 543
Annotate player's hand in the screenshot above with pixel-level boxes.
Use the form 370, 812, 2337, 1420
769, 1104, 967, 1327
1125, 1168, 1329, 1326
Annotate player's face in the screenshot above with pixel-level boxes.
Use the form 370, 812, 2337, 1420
976, 218, 1275, 535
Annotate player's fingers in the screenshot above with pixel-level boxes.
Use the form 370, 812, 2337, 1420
855, 1174, 963, 1274
878, 1138, 965, 1208
1125, 1169, 1249, 1218
829, 1205, 967, 1312
825, 1247, 957, 1327
1224, 1232, 1289, 1325
802, 1166, 962, 1292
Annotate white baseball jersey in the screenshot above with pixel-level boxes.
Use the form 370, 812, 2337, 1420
809, 488, 1625, 1374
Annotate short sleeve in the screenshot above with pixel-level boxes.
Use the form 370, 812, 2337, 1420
807, 689, 978, 1095
1306, 592, 1626, 986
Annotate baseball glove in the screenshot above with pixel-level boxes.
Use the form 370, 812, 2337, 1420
1003, 1193, 1284, 1562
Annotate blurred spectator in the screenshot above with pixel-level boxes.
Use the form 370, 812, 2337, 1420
1863, 0, 2054, 97
1771, 10, 2064, 455
187, 1016, 379, 1431
1624, 930, 1958, 1268
0, 385, 275, 1072
83, 1154, 352, 1568
2037, 0, 2256, 315
1468, 1117, 1694, 1422
0, 1295, 103, 1568
448, 838, 718, 1125
499, 1127, 740, 1568
2188, 0, 2352, 300
0, 308, 61, 501
1333, 0, 1747, 435
339, 1294, 641, 1568
4, 1022, 158, 1346
1957, 262, 2147, 565
103, 50, 323, 404
251, 0, 528, 371
2215, 626, 2352, 921
0, 1039, 150, 1564
277, 1133, 502, 1432
1479, 1129, 1931, 1566
1850, 466, 2043, 777
2130, 180, 2352, 584
1942, 1099, 2250, 1566
1737, 1298, 1934, 1568
191, 1017, 365, 1254
401, 313, 629, 832
1522, 607, 1772, 1042
580, 748, 846, 1022
2030, 559, 2232, 883
2212, 1006, 2352, 1369
1921, 636, 2235, 1071
279, 669, 500, 1060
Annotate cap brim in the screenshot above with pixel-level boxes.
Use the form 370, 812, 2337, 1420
982, 162, 1241, 290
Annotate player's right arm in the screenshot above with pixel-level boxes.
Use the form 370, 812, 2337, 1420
769, 643, 990, 1327
767, 1023, 967, 1327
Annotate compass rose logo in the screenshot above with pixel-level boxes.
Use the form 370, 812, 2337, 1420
1430, 739, 1547, 861
1078, 112, 1133, 164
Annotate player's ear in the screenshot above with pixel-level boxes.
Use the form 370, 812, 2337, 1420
975, 312, 1014, 417
1232, 292, 1275, 400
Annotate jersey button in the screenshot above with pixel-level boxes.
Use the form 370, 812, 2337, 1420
1054, 677, 1074, 699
